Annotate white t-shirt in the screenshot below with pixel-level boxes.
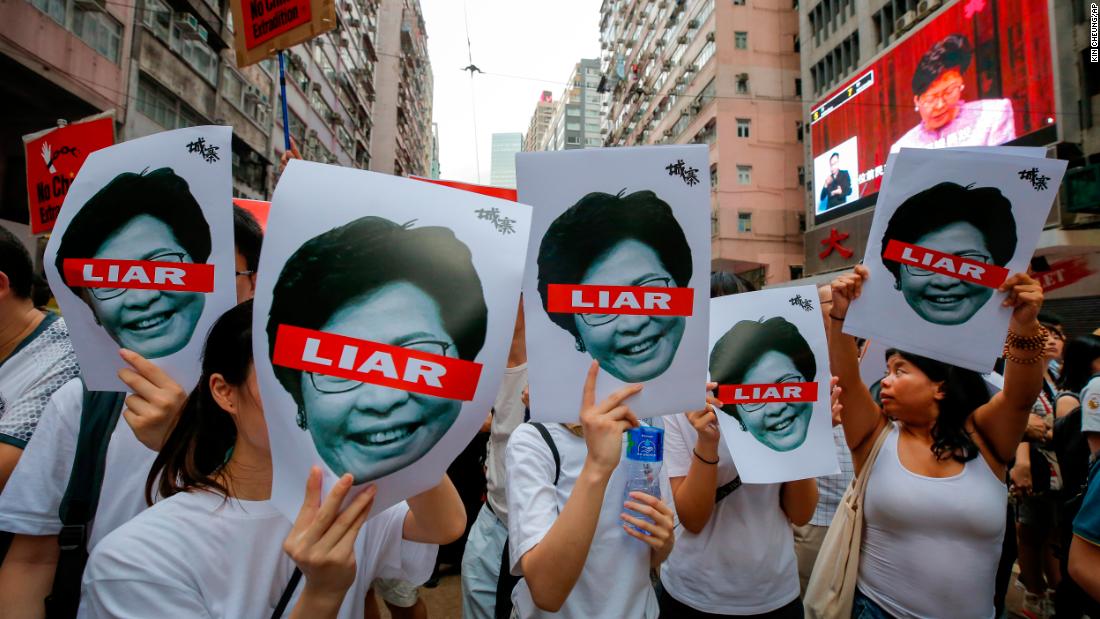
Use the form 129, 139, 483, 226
658, 413, 800, 615
485, 363, 527, 525
505, 422, 658, 619
1082, 374, 1100, 434
0, 314, 79, 447
0, 377, 156, 551
82, 491, 435, 619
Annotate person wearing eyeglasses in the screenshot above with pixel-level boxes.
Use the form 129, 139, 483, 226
880, 181, 1018, 326
267, 215, 487, 485
53, 168, 210, 359
537, 190, 691, 383
890, 33, 1016, 154
709, 317, 816, 453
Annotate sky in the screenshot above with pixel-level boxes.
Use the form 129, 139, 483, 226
419, 0, 602, 184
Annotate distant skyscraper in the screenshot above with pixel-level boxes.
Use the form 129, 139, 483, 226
524, 91, 555, 152
430, 123, 441, 179
490, 132, 523, 188
544, 58, 603, 151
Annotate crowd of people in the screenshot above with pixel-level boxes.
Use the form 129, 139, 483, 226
0, 193, 1097, 619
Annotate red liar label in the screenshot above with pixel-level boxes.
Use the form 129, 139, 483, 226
883, 240, 1009, 288
546, 284, 694, 316
272, 324, 483, 401
63, 259, 214, 293
718, 382, 819, 404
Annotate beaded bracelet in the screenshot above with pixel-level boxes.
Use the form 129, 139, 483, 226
1005, 325, 1049, 352
1002, 345, 1044, 365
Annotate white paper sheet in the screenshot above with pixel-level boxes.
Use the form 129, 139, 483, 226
254, 160, 532, 520
43, 126, 236, 391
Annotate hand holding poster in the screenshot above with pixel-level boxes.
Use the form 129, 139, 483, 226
517, 145, 711, 422
23, 112, 115, 234
255, 160, 531, 520
708, 286, 839, 483
229, 0, 335, 67
843, 148, 1066, 371
43, 126, 236, 391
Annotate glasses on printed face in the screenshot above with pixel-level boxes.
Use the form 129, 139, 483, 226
90, 251, 189, 301
918, 82, 964, 107
307, 340, 453, 394
902, 252, 992, 278
738, 373, 805, 413
578, 276, 673, 327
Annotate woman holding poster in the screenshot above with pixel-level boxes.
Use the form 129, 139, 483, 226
82, 302, 466, 618
824, 264, 1047, 619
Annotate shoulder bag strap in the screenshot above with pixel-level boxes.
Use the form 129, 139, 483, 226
530, 423, 561, 486
270, 567, 303, 619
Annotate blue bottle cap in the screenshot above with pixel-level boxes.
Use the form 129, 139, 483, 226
626, 426, 663, 462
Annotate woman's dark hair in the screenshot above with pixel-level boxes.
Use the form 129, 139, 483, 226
912, 33, 972, 97
267, 216, 487, 406
885, 348, 987, 463
1059, 335, 1100, 395
537, 190, 692, 338
0, 224, 33, 299
146, 300, 254, 504
880, 182, 1017, 284
710, 317, 816, 421
233, 205, 264, 272
54, 168, 212, 299
710, 271, 756, 298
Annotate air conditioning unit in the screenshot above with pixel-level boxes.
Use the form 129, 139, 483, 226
176, 13, 203, 39
329, 112, 344, 125
243, 85, 260, 102
663, 60, 672, 69
310, 82, 323, 94
349, 17, 361, 28
684, 63, 697, 73
737, 72, 749, 81
690, 102, 701, 113
664, 128, 674, 136
688, 18, 700, 28
307, 128, 318, 141
917, 0, 941, 17
705, 31, 715, 42
341, 1, 353, 14
895, 10, 917, 33
678, 35, 689, 44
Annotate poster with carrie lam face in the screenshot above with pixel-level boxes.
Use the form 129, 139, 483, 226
43, 126, 236, 391
255, 160, 531, 520
517, 145, 711, 423
709, 286, 839, 483
843, 147, 1066, 372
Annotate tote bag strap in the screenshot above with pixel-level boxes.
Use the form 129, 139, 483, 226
845, 423, 892, 510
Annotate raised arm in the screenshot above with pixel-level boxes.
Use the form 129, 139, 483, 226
828, 265, 887, 472
780, 478, 819, 526
518, 362, 641, 613
670, 384, 723, 534
403, 474, 467, 545
971, 273, 1046, 465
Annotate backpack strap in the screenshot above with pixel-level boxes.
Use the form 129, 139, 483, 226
270, 568, 302, 619
530, 423, 560, 486
44, 382, 127, 619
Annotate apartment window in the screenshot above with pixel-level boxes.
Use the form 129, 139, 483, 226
567, 107, 581, 117
737, 212, 752, 233
585, 137, 602, 146
710, 164, 718, 188
733, 0, 745, 4
566, 136, 581, 145
136, 74, 204, 129
737, 165, 752, 184
736, 74, 749, 94
74, 6, 122, 62
734, 31, 747, 49
736, 118, 750, 138
143, 0, 171, 39
692, 40, 716, 69
795, 78, 802, 97
30, 0, 66, 24
566, 122, 581, 131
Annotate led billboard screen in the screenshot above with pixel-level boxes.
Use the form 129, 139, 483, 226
810, 0, 1056, 223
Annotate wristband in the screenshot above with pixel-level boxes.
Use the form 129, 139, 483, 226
693, 448, 719, 465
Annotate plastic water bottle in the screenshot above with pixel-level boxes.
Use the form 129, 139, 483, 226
622, 426, 663, 535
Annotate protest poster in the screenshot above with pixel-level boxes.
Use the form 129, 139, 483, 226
229, 0, 335, 67
516, 145, 711, 422
43, 126, 236, 391
23, 111, 115, 235
708, 286, 839, 483
255, 160, 532, 519
233, 198, 271, 230
843, 148, 1066, 372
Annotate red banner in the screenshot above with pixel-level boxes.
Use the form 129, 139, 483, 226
411, 177, 518, 202
272, 324, 483, 401
546, 283, 694, 316
1034, 256, 1096, 293
23, 116, 114, 234
718, 382, 819, 405
63, 259, 215, 293
240, 0, 312, 49
882, 240, 1009, 288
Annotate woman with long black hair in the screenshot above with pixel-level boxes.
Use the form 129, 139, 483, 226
827, 265, 1046, 619
81, 301, 467, 618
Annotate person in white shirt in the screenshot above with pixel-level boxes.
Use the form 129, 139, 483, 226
505, 362, 676, 619
461, 299, 527, 619
660, 386, 817, 618
0, 224, 80, 489
81, 300, 466, 618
